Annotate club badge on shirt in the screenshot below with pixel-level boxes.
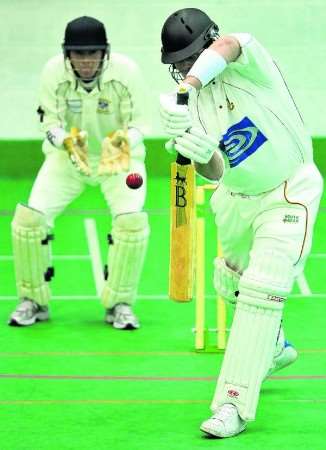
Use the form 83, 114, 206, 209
97, 98, 111, 114
220, 117, 267, 168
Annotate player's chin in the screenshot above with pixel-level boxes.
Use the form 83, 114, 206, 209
78, 69, 97, 79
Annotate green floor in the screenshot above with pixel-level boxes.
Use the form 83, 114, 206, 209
0, 177, 325, 450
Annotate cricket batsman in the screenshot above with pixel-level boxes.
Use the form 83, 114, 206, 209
160, 8, 323, 437
9, 16, 150, 330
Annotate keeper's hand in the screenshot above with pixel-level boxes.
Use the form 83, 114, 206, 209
63, 128, 91, 176
174, 128, 219, 164
159, 83, 195, 137
98, 129, 130, 175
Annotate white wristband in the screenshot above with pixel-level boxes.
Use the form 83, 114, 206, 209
187, 48, 227, 87
46, 127, 68, 148
128, 127, 143, 148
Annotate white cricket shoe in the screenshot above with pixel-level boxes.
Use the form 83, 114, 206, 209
200, 404, 246, 438
105, 303, 139, 330
9, 299, 49, 326
265, 341, 298, 378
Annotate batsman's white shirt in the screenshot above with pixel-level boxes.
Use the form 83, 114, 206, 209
29, 52, 148, 226
189, 33, 313, 195
201, 34, 323, 279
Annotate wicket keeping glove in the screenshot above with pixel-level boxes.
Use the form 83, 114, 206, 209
98, 129, 130, 175
63, 128, 91, 176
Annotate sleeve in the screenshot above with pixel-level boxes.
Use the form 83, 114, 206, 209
119, 59, 150, 137
228, 33, 277, 87
38, 59, 68, 146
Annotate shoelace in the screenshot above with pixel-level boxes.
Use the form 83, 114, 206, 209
17, 300, 36, 312
213, 404, 237, 421
115, 305, 132, 316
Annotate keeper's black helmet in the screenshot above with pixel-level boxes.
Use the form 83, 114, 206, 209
63, 16, 109, 55
161, 8, 219, 64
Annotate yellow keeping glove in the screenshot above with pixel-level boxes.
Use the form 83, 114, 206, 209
63, 127, 91, 176
98, 129, 130, 175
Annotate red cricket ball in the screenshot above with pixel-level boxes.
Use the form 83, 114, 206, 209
126, 172, 143, 189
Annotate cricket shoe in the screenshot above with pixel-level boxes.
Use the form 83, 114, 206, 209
200, 404, 246, 438
8, 299, 49, 326
265, 341, 298, 378
105, 303, 139, 330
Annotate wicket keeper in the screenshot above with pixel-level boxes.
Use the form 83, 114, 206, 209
9, 16, 150, 330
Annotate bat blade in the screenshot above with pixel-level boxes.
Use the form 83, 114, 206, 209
169, 158, 195, 301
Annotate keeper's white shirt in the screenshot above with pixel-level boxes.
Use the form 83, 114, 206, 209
189, 33, 313, 195
38, 52, 148, 159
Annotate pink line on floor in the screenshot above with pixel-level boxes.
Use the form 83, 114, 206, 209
0, 374, 325, 381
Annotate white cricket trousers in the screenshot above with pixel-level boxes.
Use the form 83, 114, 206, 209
28, 150, 147, 227
210, 163, 323, 285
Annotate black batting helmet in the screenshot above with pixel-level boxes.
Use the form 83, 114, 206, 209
63, 16, 109, 55
161, 8, 219, 64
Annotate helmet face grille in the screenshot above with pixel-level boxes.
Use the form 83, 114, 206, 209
161, 8, 219, 64
169, 64, 184, 83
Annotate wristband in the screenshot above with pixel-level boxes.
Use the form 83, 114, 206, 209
46, 127, 67, 148
187, 48, 227, 87
128, 127, 143, 148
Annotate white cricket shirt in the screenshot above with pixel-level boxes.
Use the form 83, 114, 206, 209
38, 52, 148, 158
189, 33, 313, 195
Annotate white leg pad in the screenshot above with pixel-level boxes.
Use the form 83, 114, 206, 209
211, 295, 283, 421
213, 257, 241, 305
11, 204, 53, 306
211, 249, 295, 421
101, 212, 150, 308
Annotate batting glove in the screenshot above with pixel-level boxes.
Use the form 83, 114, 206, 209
159, 83, 195, 137
174, 128, 219, 164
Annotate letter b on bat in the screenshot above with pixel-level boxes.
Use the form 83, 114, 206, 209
176, 185, 187, 207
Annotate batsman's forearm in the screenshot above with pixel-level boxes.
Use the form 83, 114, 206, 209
195, 152, 224, 181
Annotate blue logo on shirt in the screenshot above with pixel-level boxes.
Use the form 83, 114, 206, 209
220, 117, 267, 167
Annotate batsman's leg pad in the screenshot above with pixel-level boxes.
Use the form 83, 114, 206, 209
11, 204, 54, 306
213, 257, 240, 305
101, 212, 150, 308
211, 249, 295, 421
211, 295, 283, 421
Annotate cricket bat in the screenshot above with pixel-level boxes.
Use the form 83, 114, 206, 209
169, 89, 196, 302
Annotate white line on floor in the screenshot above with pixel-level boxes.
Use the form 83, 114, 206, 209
296, 273, 312, 295
0, 294, 325, 301
309, 253, 326, 259
1, 254, 325, 261
0, 255, 91, 261
84, 218, 104, 297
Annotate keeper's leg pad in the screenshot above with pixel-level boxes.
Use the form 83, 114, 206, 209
11, 204, 54, 306
213, 257, 240, 305
211, 250, 295, 421
101, 212, 150, 308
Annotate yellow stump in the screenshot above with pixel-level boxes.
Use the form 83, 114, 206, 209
195, 184, 227, 352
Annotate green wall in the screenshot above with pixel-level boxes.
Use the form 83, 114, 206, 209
1, 138, 325, 178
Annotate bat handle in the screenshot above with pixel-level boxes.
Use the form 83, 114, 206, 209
176, 90, 191, 165
176, 91, 189, 106
176, 153, 191, 165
